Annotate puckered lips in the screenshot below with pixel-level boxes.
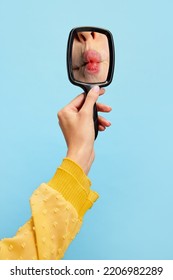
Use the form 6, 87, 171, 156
73, 50, 101, 74
83, 50, 101, 74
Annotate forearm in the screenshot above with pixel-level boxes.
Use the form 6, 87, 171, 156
0, 158, 99, 260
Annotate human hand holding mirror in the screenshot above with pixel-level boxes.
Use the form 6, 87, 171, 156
67, 27, 115, 138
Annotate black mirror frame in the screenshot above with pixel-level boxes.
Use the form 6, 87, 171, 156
67, 26, 115, 93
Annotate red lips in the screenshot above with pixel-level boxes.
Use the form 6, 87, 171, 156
83, 50, 101, 74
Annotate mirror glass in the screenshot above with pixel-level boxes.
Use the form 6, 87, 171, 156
72, 31, 110, 83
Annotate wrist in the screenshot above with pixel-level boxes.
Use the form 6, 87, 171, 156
66, 148, 94, 175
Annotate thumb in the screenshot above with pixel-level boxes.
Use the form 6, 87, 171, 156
82, 86, 100, 113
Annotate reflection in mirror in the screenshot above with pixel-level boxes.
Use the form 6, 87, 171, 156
72, 31, 110, 83
67, 27, 115, 139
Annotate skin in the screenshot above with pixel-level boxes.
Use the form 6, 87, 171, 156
72, 32, 110, 83
58, 86, 112, 174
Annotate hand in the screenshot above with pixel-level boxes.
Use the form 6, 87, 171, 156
58, 86, 112, 174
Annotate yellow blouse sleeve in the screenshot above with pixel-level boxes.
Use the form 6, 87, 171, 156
0, 158, 99, 260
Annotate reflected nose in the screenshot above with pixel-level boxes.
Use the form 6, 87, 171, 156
76, 31, 95, 43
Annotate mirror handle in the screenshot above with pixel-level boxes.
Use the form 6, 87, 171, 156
93, 103, 98, 139
83, 85, 99, 140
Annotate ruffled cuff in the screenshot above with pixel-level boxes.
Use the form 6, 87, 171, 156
47, 158, 99, 219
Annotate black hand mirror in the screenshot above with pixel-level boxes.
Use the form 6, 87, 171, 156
67, 26, 115, 139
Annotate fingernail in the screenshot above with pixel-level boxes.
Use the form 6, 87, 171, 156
92, 85, 100, 92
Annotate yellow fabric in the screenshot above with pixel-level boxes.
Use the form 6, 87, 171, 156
48, 158, 99, 218
0, 158, 99, 260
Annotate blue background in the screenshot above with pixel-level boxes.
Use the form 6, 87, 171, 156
0, 0, 173, 259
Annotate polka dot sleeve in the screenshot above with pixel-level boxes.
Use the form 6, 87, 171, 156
0, 159, 99, 260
